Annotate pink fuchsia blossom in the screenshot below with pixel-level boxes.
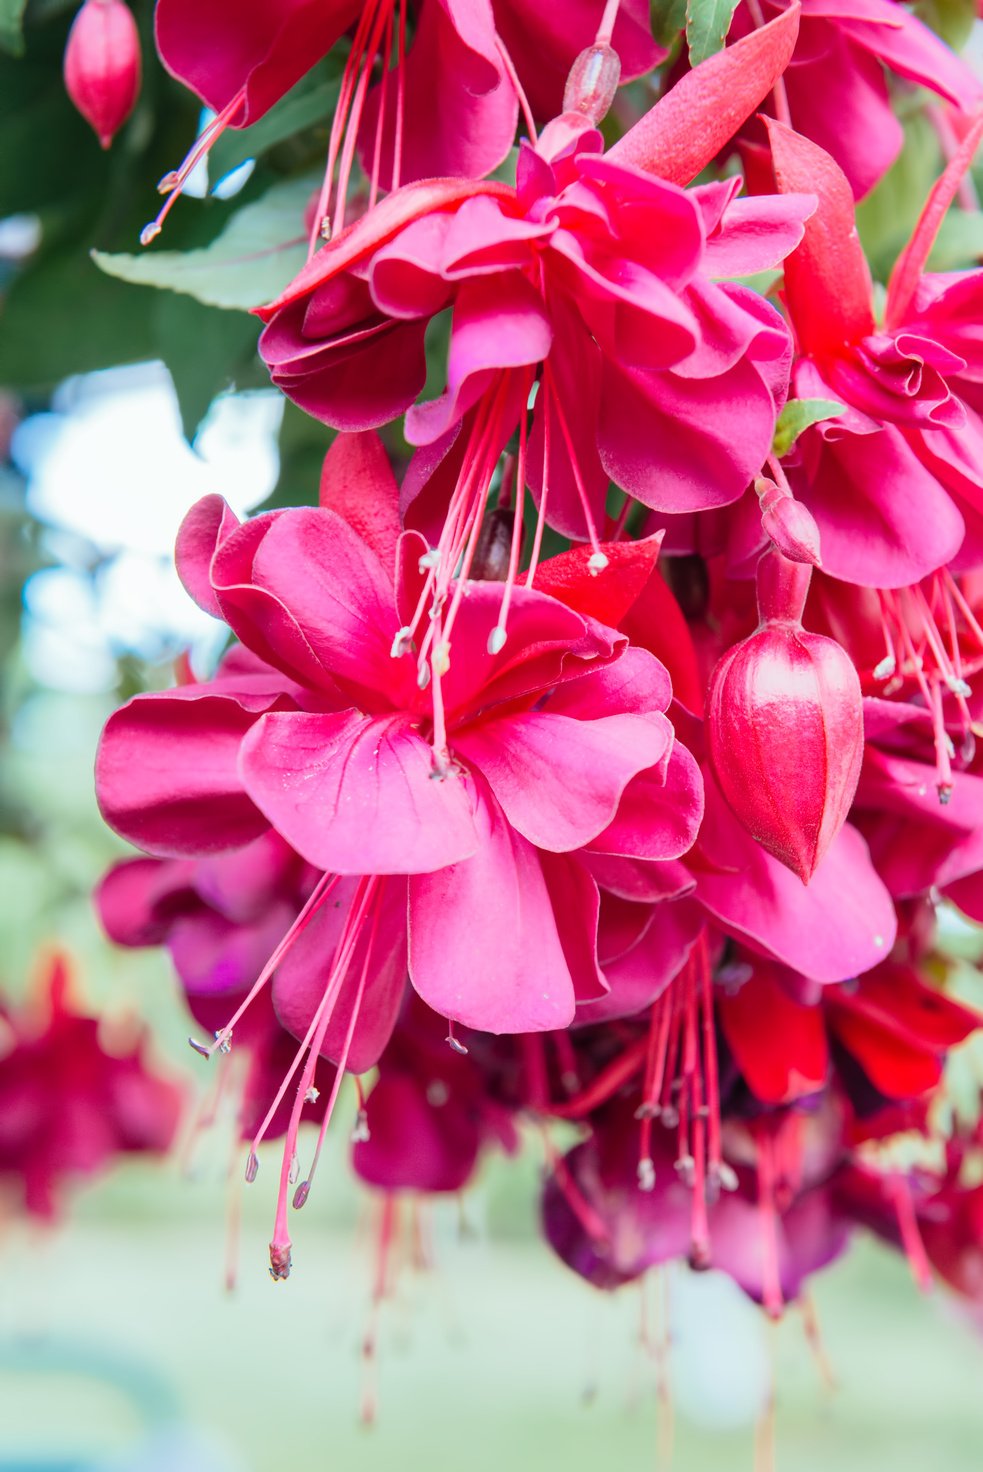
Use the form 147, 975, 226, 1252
706, 549, 864, 882
0, 955, 184, 1220
730, 0, 982, 199
256, 8, 810, 572
64, 0, 142, 150
769, 115, 983, 588
96, 433, 702, 1040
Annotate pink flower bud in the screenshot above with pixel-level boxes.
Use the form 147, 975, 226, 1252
562, 43, 621, 124
63, 0, 141, 150
707, 550, 863, 884
755, 477, 823, 567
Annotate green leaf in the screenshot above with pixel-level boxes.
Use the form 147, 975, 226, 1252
91, 175, 315, 311
773, 398, 846, 457
685, 0, 741, 65
152, 294, 263, 440
0, 0, 28, 56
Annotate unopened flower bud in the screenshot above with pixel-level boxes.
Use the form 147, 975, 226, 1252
755, 477, 822, 567
63, 0, 141, 150
707, 549, 863, 884
562, 43, 621, 124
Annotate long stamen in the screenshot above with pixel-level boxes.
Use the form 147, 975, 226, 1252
188, 871, 341, 1058
293, 890, 384, 1208
266, 878, 379, 1278
545, 365, 608, 570
140, 91, 246, 244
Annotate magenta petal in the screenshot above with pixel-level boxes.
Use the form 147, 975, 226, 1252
359, 0, 517, 187
591, 741, 705, 862
697, 776, 896, 983
96, 690, 275, 856
455, 710, 672, 852
95, 858, 184, 947
545, 647, 672, 719
404, 273, 552, 446
272, 877, 408, 1074
580, 897, 701, 1023
539, 853, 606, 1003
239, 710, 479, 875
247, 508, 405, 700
600, 356, 780, 513
408, 782, 576, 1032
168, 904, 294, 996
175, 495, 240, 619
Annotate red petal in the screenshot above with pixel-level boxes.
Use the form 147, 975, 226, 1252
610, 4, 801, 183
766, 118, 874, 356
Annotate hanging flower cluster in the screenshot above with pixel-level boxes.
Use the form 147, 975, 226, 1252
88, 0, 983, 1359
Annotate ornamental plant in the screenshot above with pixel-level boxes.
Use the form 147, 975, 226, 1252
6, 0, 983, 1446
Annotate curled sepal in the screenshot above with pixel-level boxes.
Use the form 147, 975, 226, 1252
707, 549, 863, 883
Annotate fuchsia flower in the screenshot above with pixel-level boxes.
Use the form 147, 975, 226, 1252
730, 0, 982, 198
256, 9, 810, 574
98, 433, 701, 1042
64, 0, 142, 150
770, 113, 983, 588
0, 955, 183, 1220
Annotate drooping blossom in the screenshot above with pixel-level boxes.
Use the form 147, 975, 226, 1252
64, 0, 142, 149
770, 114, 983, 588
728, 0, 982, 198
95, 432, 702, 1274
255, 8, 810, 602
0, 954, 184, 1220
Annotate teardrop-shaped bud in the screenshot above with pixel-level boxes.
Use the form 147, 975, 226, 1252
63, 0, 141, 150
706, 550, 863, 884
755, 477, 823, 568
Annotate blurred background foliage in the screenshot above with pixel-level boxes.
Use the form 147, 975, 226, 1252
2, 2, 983, 1468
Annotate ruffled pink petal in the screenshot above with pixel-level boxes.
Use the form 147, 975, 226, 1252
696, 774, 897, 983
599, 356, 779, 513
359, 0, 517, 188
590, 741, 705, 862
272, 876, 408, 1073
579, 896, 701, 1023
404, 273, 552, 446
97, 688, 279, 857
454, 710, 672, 852
408, 780, 577, 1032
239, 710, 479, 874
